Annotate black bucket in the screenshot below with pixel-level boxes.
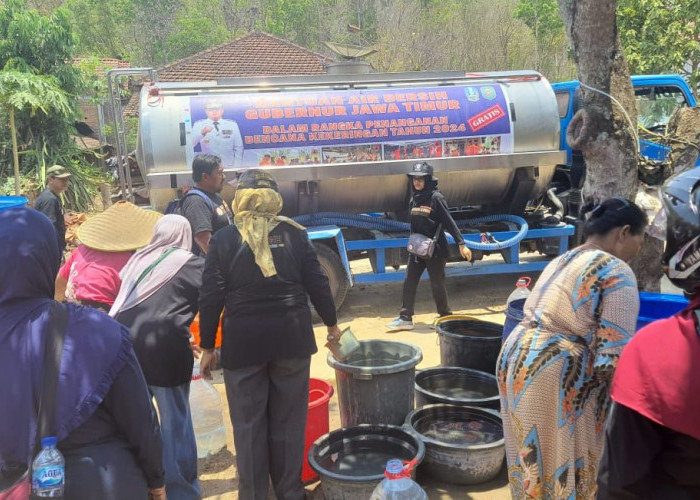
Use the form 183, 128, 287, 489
437, 318, 503, 374
327, 340, 422, 427
308, 424, 425, 500
406, 404, 505, 485
415, 367, 500, 409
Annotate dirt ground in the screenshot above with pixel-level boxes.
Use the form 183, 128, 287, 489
197, 263, 522, 499
195, 261, 682, 499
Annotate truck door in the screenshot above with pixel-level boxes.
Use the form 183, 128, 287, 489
635, 84, 695, 164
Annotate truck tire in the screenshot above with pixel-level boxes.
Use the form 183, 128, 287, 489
311, 243, 350, 322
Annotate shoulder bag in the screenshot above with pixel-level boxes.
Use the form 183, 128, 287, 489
407, 223, 442, 259
0, 302, 68, 500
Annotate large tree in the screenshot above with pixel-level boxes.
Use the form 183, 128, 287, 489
0, 71, 71, 195
0, 0, 103, 209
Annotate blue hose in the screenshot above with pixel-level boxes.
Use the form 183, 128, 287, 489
292, 212, 528, 251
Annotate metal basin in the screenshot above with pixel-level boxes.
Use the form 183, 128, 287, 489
415, 367, 500, 409
406, 404, 505, 485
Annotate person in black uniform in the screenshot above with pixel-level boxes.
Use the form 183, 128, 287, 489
387, 162, 472, 331
181, 154, 233, 256
198, 169, 341, 500
597, 168, 700, 499
34, 165, 71, 257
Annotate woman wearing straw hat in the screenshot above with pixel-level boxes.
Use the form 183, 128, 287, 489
55, 201, 162, 312
110, 215, 204, 500
198, 169, 341, 500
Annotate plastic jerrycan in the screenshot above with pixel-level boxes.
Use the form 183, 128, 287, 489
189, 362, 227, 458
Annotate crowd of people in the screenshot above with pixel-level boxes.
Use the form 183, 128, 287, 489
3, 156, 699, 499
2, 157, 339, 500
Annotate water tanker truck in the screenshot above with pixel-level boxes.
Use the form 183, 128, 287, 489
135, 70, 576, 310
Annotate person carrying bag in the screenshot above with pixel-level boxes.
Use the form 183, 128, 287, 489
387, 162, 471, 331
0, 303, 67, 500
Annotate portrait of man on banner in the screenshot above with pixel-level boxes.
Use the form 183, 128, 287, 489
191, 99, 244, 168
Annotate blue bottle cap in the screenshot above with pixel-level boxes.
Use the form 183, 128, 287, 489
385, 459, 404, 475
40, 436, 57, 448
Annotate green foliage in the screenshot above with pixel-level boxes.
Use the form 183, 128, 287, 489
166, 1, 229, 61
0, 0, 106, 209
618, 0, 700, 93
66, 0, 133, 59
0, 70, 72, 117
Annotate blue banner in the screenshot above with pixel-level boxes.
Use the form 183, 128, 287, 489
186, 84, 512, 168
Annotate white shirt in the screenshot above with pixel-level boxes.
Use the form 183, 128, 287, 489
192, 118, 243, 167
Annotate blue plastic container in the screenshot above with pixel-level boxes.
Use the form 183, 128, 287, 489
0, 196, 27, 211
637, 292, 688, 331
502, 298, 526, 341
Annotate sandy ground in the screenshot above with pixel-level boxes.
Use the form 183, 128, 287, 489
197, 261, 523, 500
196, 261, 682, 499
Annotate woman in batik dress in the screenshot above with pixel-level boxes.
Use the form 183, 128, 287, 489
497, 197, 648, 499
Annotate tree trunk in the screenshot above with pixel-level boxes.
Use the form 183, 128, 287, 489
557, 0, 669, 290
558, 0, 637, 202
10, 107, 21, 196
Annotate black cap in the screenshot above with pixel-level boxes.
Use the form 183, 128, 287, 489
407, 162, 434, 177
236, 169, 279, 191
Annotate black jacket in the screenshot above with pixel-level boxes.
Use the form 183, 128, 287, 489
409, 180, 464, 258
199, 223, 336, 370
597, 403, 700, 499
115, 256, 204, 387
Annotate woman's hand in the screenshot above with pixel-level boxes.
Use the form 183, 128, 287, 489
148, 487, 166, 500
459, 243, 472, 261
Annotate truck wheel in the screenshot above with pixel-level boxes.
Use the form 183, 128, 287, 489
311, 243, 350, 322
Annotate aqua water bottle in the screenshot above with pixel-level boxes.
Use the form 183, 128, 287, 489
31, 436, 65, 497
370, 459, 427, 500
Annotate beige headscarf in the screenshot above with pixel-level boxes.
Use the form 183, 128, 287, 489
232, 188, 305, 277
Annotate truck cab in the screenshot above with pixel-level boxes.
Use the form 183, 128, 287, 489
553, 74, 698, 168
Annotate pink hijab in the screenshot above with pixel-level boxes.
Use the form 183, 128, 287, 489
109, 214, 193, 316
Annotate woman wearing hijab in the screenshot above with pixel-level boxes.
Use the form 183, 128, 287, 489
387, 162, 471, 331
198, 169, 341, 500
0, 208, 165, 499
110, 215, 204, 500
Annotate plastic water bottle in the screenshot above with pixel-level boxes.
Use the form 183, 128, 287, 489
370, 459, 427, 500
31, 436, 65, 497
189, 362, 227, 458
507, 276, 531, 305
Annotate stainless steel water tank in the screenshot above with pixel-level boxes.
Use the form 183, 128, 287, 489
138, 70, 564, 215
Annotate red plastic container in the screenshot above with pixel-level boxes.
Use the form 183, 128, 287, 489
302, 378, 334, 484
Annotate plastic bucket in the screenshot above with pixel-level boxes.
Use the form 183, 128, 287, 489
502, 298, 526, 341
308, 424, 424, 500
0, 196, 27, 211
437, 317, 503, 374
637, 292, 688, 330
327, 340, 422, 427
302, 378, 334, 484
